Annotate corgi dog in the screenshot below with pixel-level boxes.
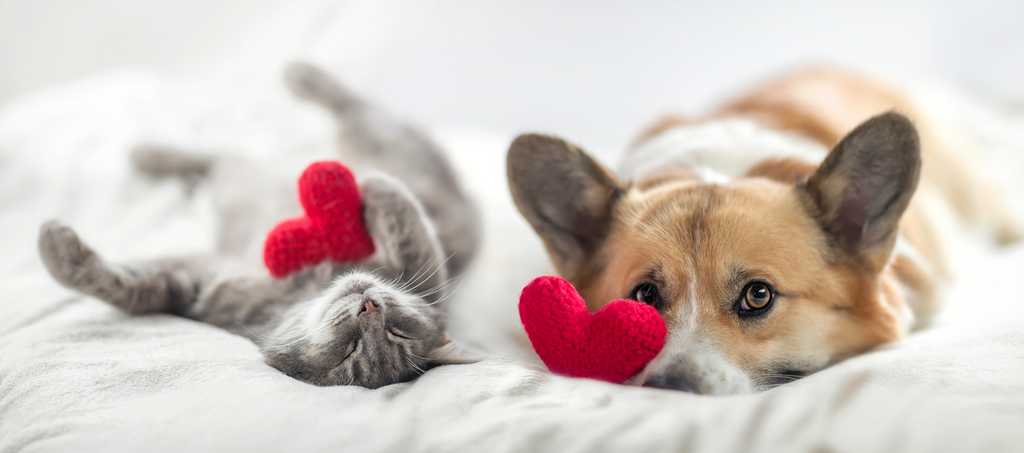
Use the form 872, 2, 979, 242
506, 67, 1020, 394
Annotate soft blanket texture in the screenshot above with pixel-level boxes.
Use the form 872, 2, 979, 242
1, 72, 1023, 453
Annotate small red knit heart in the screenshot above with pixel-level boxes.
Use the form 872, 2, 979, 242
263, 161, 375, 278
518, 276, 667, 383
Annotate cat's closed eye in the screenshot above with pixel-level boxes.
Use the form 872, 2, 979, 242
387, 327, 414, 340
385, 306, 434, 337
337, 338, 359, 366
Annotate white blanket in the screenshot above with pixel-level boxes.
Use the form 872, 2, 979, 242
1, 73, 1023, 453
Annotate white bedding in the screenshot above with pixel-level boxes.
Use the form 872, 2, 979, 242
2, 72, 1023, 453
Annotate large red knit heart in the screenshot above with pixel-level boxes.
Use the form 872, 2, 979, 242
263, 161, 375, 278
518, 276, 667, 383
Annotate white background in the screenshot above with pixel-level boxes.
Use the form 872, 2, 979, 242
1, 0, 1021, 148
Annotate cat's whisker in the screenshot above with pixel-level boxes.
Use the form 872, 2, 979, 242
400, 257, 437, 292
405, 356, 426, 375
403, 264, 435, 293
416, 276, 459, 299
424, 294, 453, 307
408, 351, 431, 361
406, 253, 454, 291
421, 278, 464, 306
405, 254, 454, 294
388, 267, 412, 292
423, 291, 454, 307
384, 268, 406, 291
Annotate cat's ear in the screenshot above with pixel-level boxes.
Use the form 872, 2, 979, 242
506, 134, 624, 280
800, 112, 921, 270
361, 174, 447, 293
426, 337, 480, 366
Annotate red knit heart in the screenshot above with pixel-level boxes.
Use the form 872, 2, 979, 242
518, 276, 667, 383
263, 161, 375, 278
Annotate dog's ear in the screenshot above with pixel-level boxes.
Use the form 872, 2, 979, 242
507, 134, 624, 279
800, 112, 921, 269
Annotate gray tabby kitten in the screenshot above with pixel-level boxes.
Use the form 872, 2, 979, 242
38, 63, 479, 388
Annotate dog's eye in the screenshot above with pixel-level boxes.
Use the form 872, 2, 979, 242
738, 281, 775, 317
630, 282, 664, 310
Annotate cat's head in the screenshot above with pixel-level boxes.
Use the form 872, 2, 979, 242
262, 174, 475, 388
262, 271, 472, 388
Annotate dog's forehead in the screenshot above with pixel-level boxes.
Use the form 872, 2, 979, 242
622, 179, 828, 306
629, 179, 804, 251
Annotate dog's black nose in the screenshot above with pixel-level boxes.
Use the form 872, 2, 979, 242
643, 372, 699, 393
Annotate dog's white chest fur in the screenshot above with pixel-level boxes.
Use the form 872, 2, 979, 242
618, 118, 827, 182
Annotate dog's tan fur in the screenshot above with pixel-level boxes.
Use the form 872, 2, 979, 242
643, 66, 1019, 245
508, 66, 1020, 393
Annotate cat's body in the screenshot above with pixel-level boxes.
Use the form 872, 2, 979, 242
38, 63, 479, 388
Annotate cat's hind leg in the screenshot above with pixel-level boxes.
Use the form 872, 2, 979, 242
130, 143, 215, 192
129, 144, 287, 257
282, 61, 455, 188
283, 61, 480, 277
38, 220, 207, 315
283, 61, 367, 116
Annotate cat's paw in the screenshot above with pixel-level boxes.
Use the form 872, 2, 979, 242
360, 175, 416, 217
38, 220, 101, 289
283, 61, 357, 107
360, 175, 448, 296
130, 143, 211, 182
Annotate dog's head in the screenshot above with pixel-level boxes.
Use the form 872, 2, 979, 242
508, 112, 920, 394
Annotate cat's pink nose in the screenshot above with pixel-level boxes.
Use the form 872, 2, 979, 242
360, 300, 379, 315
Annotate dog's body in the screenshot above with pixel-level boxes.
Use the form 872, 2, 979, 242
508, 67, 1020, 394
